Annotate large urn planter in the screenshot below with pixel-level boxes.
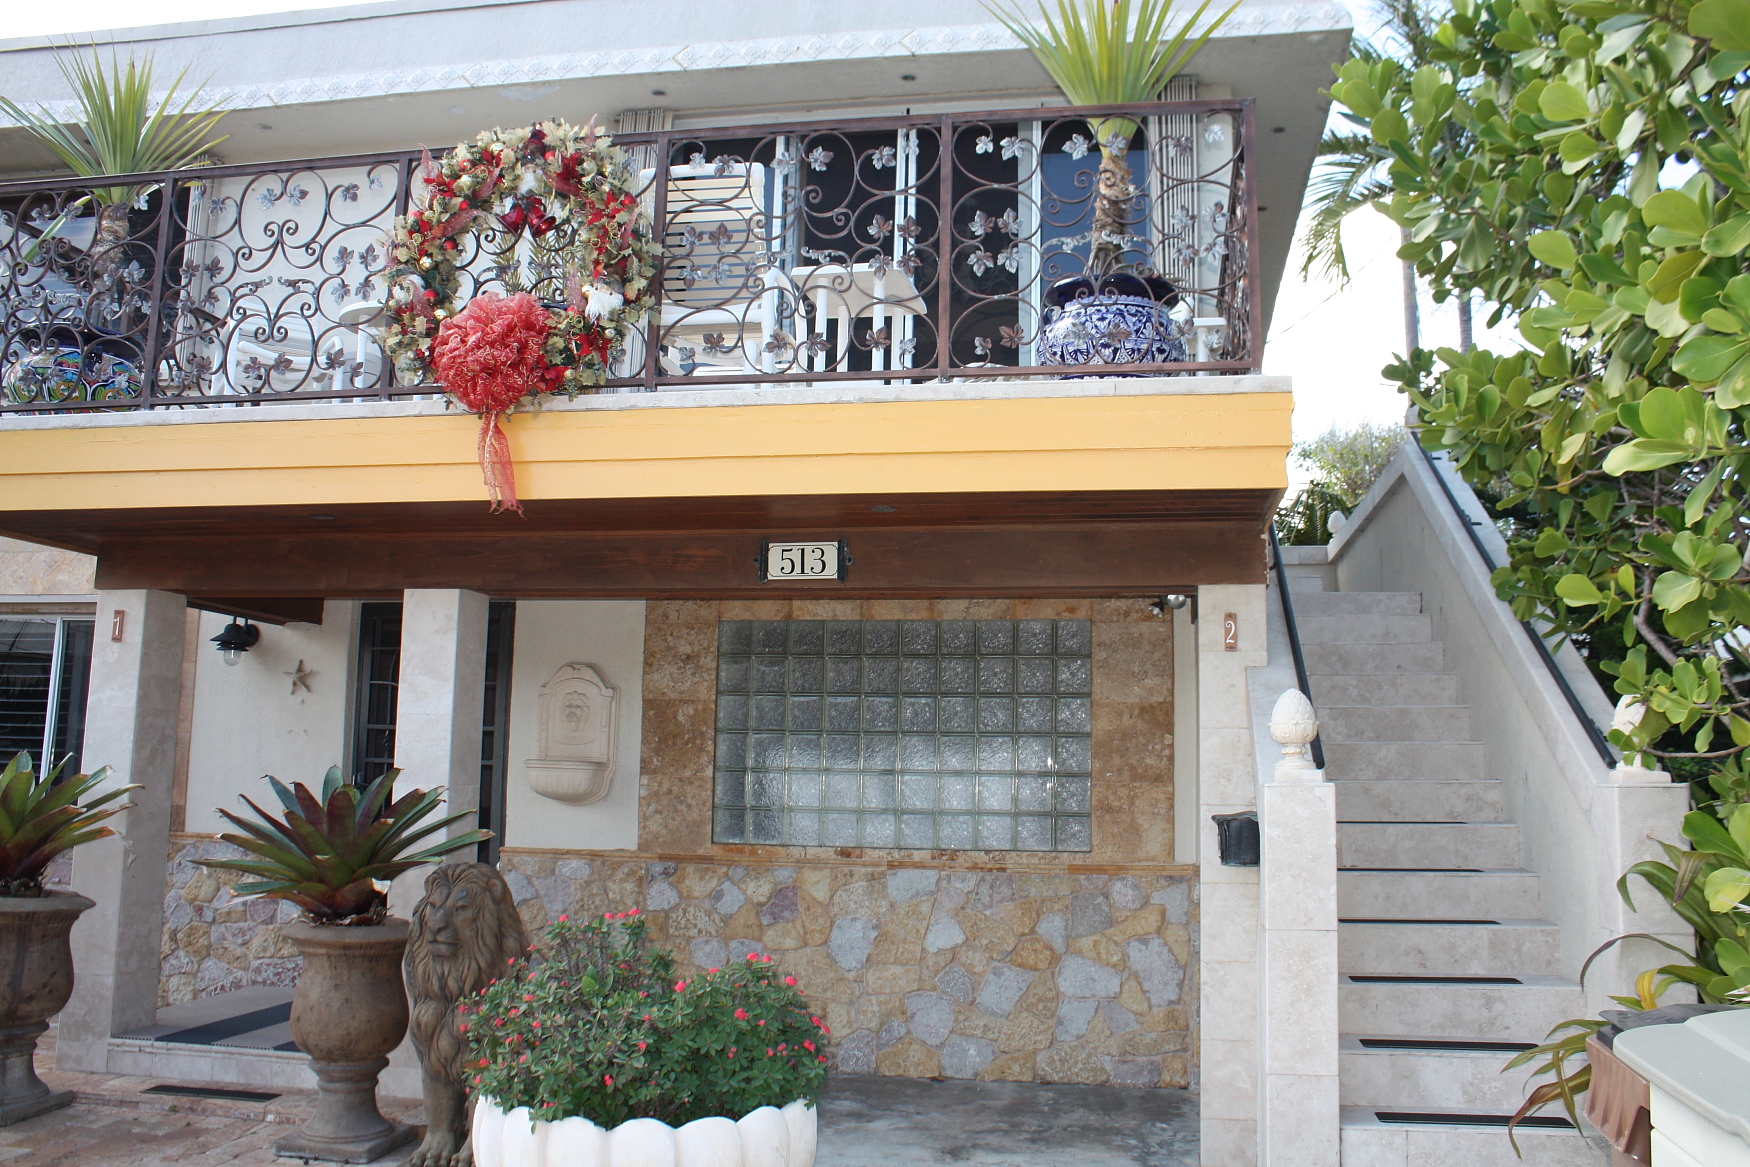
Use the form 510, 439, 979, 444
274, 920, 419, 1164
0, 892, 93, 1126
1036, 273, 1188, 369
473, 1096, 818, 1167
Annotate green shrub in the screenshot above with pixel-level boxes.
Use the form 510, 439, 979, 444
466, 912, 829, 1127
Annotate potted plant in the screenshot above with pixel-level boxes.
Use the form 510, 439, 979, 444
0, 47, 228, 287
468, 912, 828, 1167
198, 767, 488, 1163
986, 0, 1236, 367
0, 753, 133, 1126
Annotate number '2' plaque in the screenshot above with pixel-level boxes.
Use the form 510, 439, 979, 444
761, 540, 850, 582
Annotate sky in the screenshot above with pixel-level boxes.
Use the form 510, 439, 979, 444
5, 0, 361, 37
10, 0, 1441, 466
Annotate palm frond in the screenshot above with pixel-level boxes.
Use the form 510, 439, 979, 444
984, 0, 1240, 110
0, 45, 227, 206
1299, 132, 1393, 282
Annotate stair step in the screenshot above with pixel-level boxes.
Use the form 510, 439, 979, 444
1335, 780, 1506, 822
1340, 975, 1584, 1040
1320, 705, 1475, 743
1294, 592, 1423, 616
1339, 870, 1541, 919
1324, 741, 1486, 781
1338, 822, 1522, 870
1340, 1040, 1538, 1110
1304, 641, 1447, 674
1306, 673, 1461, 706
1340, 919, 1562, 977
1341, 1107, 1607, 1166
1300, 614, 1434, 644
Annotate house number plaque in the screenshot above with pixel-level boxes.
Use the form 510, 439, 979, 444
761, 540, 850, 581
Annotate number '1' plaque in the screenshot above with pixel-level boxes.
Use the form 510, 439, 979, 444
761, 540, 849, 581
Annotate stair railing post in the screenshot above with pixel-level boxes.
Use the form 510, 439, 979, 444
1257, 689, 1340, 1167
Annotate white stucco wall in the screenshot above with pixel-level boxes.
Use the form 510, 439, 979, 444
501, 599, 645, 852
182, 602, 359, 834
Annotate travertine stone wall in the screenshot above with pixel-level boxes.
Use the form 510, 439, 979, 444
158, 835, 302, 1006
498, 850, 1195, 1087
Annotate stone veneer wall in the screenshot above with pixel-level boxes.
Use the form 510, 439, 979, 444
494, 596, 1193, 1087
499, 850, 1195, 1087
158, 834, 302, 1006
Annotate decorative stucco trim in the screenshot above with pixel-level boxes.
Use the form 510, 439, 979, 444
1, 8, 1351, 126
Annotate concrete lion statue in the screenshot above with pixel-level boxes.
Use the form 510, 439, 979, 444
405, 862, 530, 1167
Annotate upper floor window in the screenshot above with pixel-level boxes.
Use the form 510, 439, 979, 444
713, 618, 1093, 851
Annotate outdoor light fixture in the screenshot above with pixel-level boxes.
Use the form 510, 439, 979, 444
1148, 594, 1191, 617
211, 619, 260, 666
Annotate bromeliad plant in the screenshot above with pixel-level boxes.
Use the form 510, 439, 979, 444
197, 767, 490, 925
468, 912, 829, 1128
0, 752, 135, 898
985, 0, 1237, 274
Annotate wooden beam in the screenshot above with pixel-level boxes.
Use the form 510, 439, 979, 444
185, 596, 327, 626
105, 522, 1268, 598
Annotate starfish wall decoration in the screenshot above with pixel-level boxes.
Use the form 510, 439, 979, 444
283, 660, 315, 695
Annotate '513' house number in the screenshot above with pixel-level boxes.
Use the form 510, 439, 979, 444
760, 540, 851, 581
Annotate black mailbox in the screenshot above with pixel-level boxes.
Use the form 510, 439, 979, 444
1213, 811, 1260, 867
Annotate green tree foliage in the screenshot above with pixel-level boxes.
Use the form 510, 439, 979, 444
1296, 421, 1411, 507
1328, 0, 1750, 768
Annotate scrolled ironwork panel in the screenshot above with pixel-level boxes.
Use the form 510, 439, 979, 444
0, 101, 1257, 411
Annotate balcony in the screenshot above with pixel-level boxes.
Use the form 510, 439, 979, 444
0, 100, 1258, 411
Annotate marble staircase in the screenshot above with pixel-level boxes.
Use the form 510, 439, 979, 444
1292, 589, 1609, 1166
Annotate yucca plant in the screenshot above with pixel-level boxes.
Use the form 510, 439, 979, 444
0, 46, 228, 279
0, 752, 136, 898
986, 0, 1237, 274
198, 767, 490, 925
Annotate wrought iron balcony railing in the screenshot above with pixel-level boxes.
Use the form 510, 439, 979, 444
0, 100, 1258, 412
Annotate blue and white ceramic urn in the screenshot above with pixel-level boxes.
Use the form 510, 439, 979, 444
1036, 274, 1187, 368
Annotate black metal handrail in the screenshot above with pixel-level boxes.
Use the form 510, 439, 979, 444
1269, 524, 1325, 770
1414, 441, 1616, 764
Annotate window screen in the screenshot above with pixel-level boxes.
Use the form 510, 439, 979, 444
713, 618, 1093, 851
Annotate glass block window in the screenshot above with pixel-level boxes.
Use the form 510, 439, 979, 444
713, 619, 1093, 851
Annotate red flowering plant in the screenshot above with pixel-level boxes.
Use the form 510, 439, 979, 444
465, 911, 829, 1128
381, 118, 660, 511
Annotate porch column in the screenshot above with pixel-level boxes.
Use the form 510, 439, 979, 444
1257, 691, 1339, 1167
59, 589, 187, 1072
392, 590, 489, 838
1196, 583, 1267, 1166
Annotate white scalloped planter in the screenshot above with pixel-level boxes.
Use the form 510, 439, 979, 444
473, 1096, 818, 1167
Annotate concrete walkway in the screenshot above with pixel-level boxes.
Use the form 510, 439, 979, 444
12, 1031, 1197, 1165
819, 1076, 1199, 1167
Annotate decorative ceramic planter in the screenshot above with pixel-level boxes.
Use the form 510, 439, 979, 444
1036, 273, 1187, 368
473, 1095, 818, 1167
0, 893, 93, 1126
273, 919, 418, 1164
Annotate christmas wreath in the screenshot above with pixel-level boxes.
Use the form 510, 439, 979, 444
382, 119, 659, 512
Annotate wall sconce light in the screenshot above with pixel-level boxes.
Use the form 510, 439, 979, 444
1148, 594, 1192, 618
211, 619, 260, 666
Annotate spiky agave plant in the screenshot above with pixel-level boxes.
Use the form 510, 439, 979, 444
985, 0, 1237, 275
198, 767, 490, 925
0, 46, 228, 279
0, 752, 136, 898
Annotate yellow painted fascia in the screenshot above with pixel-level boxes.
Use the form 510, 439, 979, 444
0, 392, 1291, 511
